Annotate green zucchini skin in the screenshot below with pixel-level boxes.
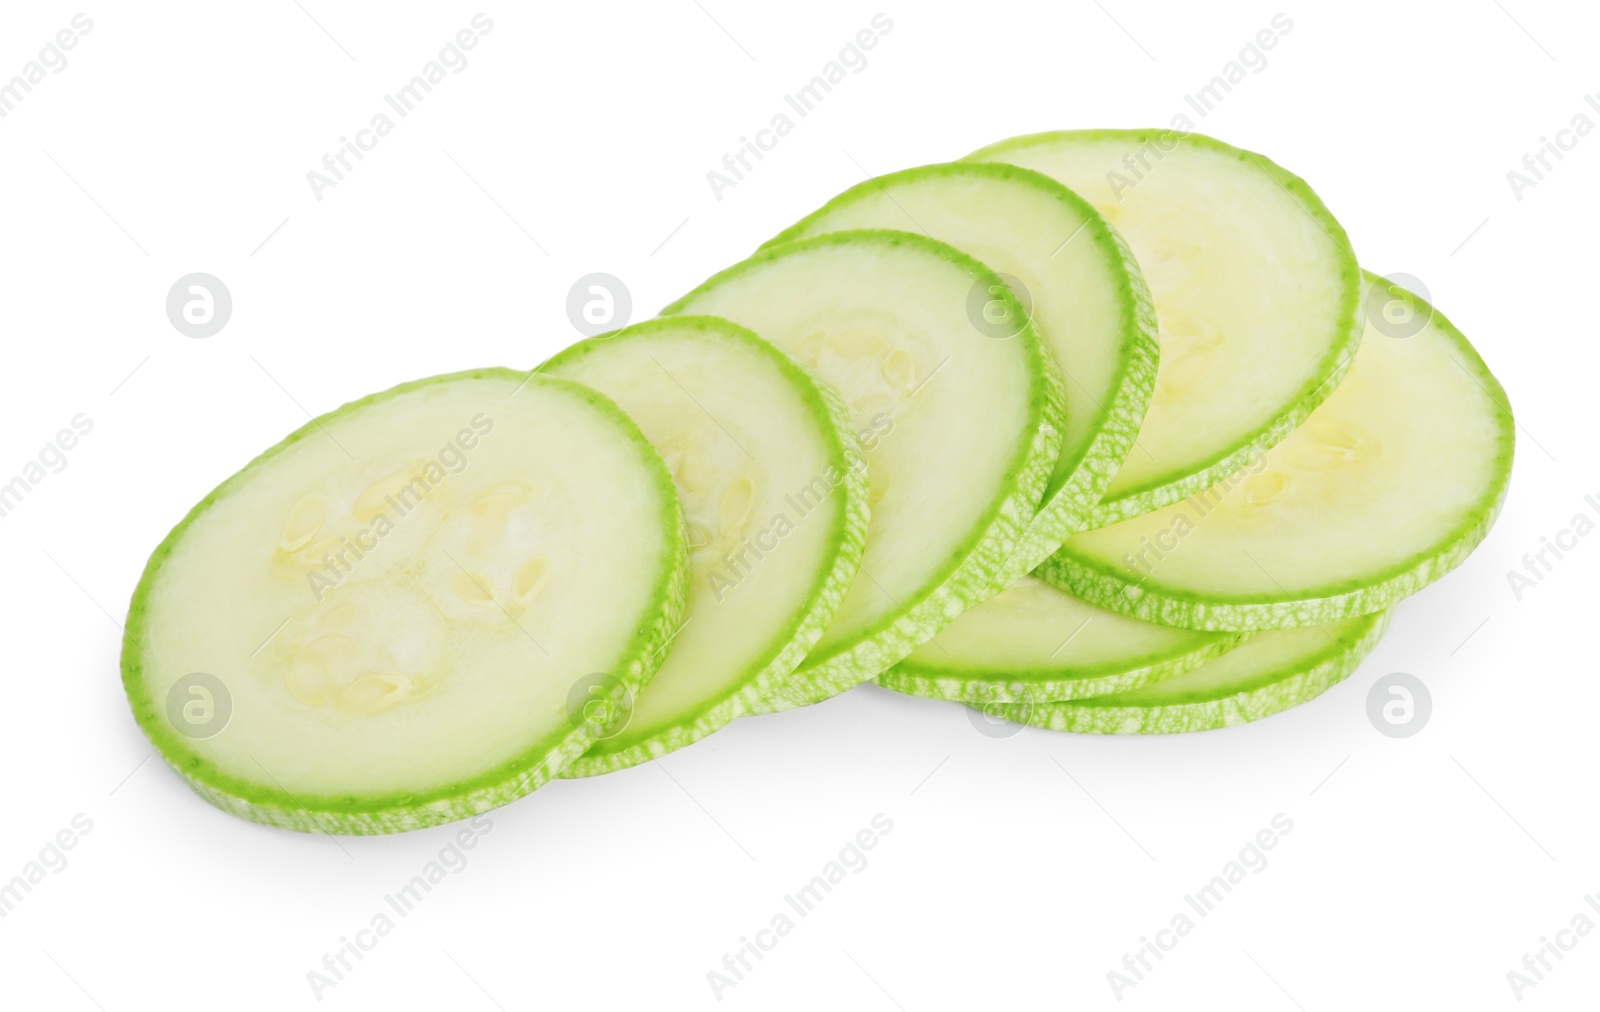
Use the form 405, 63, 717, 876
881, 628, 1241, 704
993, 611, 1390, 734
967, 129, 1364, 528
1038, 277, 1514, 632
543, 317, 869, 777
760, 160, 1158, 579
878, 578, 1242, 704
122, 370, 689, 834
664, 230, 1067, 710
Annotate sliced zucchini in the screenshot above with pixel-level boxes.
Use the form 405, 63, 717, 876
121, 370, 688, 834
663, 230, 1066, 709
540, 317, 868, 775
1038, 275, 1514, 630
761, 162, 1158, 576
994, 611, 1391, 734
966, 129, 1362, 525
878, 576, 1240, 703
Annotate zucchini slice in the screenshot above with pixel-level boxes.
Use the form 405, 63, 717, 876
541, 317, 868, 775
993, 611, 1391, 734
879, 576, 1240, 703
663, 231, 1066, 709
966, 129, 1362, 525
121, 370, 688, 834
761, 162, 1158, 576
1039, 275, 1514, 630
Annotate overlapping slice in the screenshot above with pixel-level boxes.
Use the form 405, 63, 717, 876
1039, 275, 1515, 631
966, 129, 1363, 525
880, 576, 1240, 703
121, 371, 688, 833
993, 611, 1391, 734
541, 317, 868, 775
761, 162, 1158, 576
663, 231, 1066, 710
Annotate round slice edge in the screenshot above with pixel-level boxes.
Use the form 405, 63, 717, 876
879, 576, 1240, 703
761, 161, 1158, 576
122, 369, 689, 833
541, 317, 869, 776
966, 128, 1363, 526
992, 611, 1391, 734
1038, 274, 1514, 631
663, 230, 1066, 710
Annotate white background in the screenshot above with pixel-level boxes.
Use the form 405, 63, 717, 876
0, 1, 1595, 1009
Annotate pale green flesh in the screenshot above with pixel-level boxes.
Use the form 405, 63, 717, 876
1040, 277, 1515, 631
540, 318, 867, 775
762, 163, 1157, 573
966, 130, 1361, 522
879, 576, 1238, 702
123, 372, 686, 832
995, 611, 1390, 734
664, 231, 1064, 708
